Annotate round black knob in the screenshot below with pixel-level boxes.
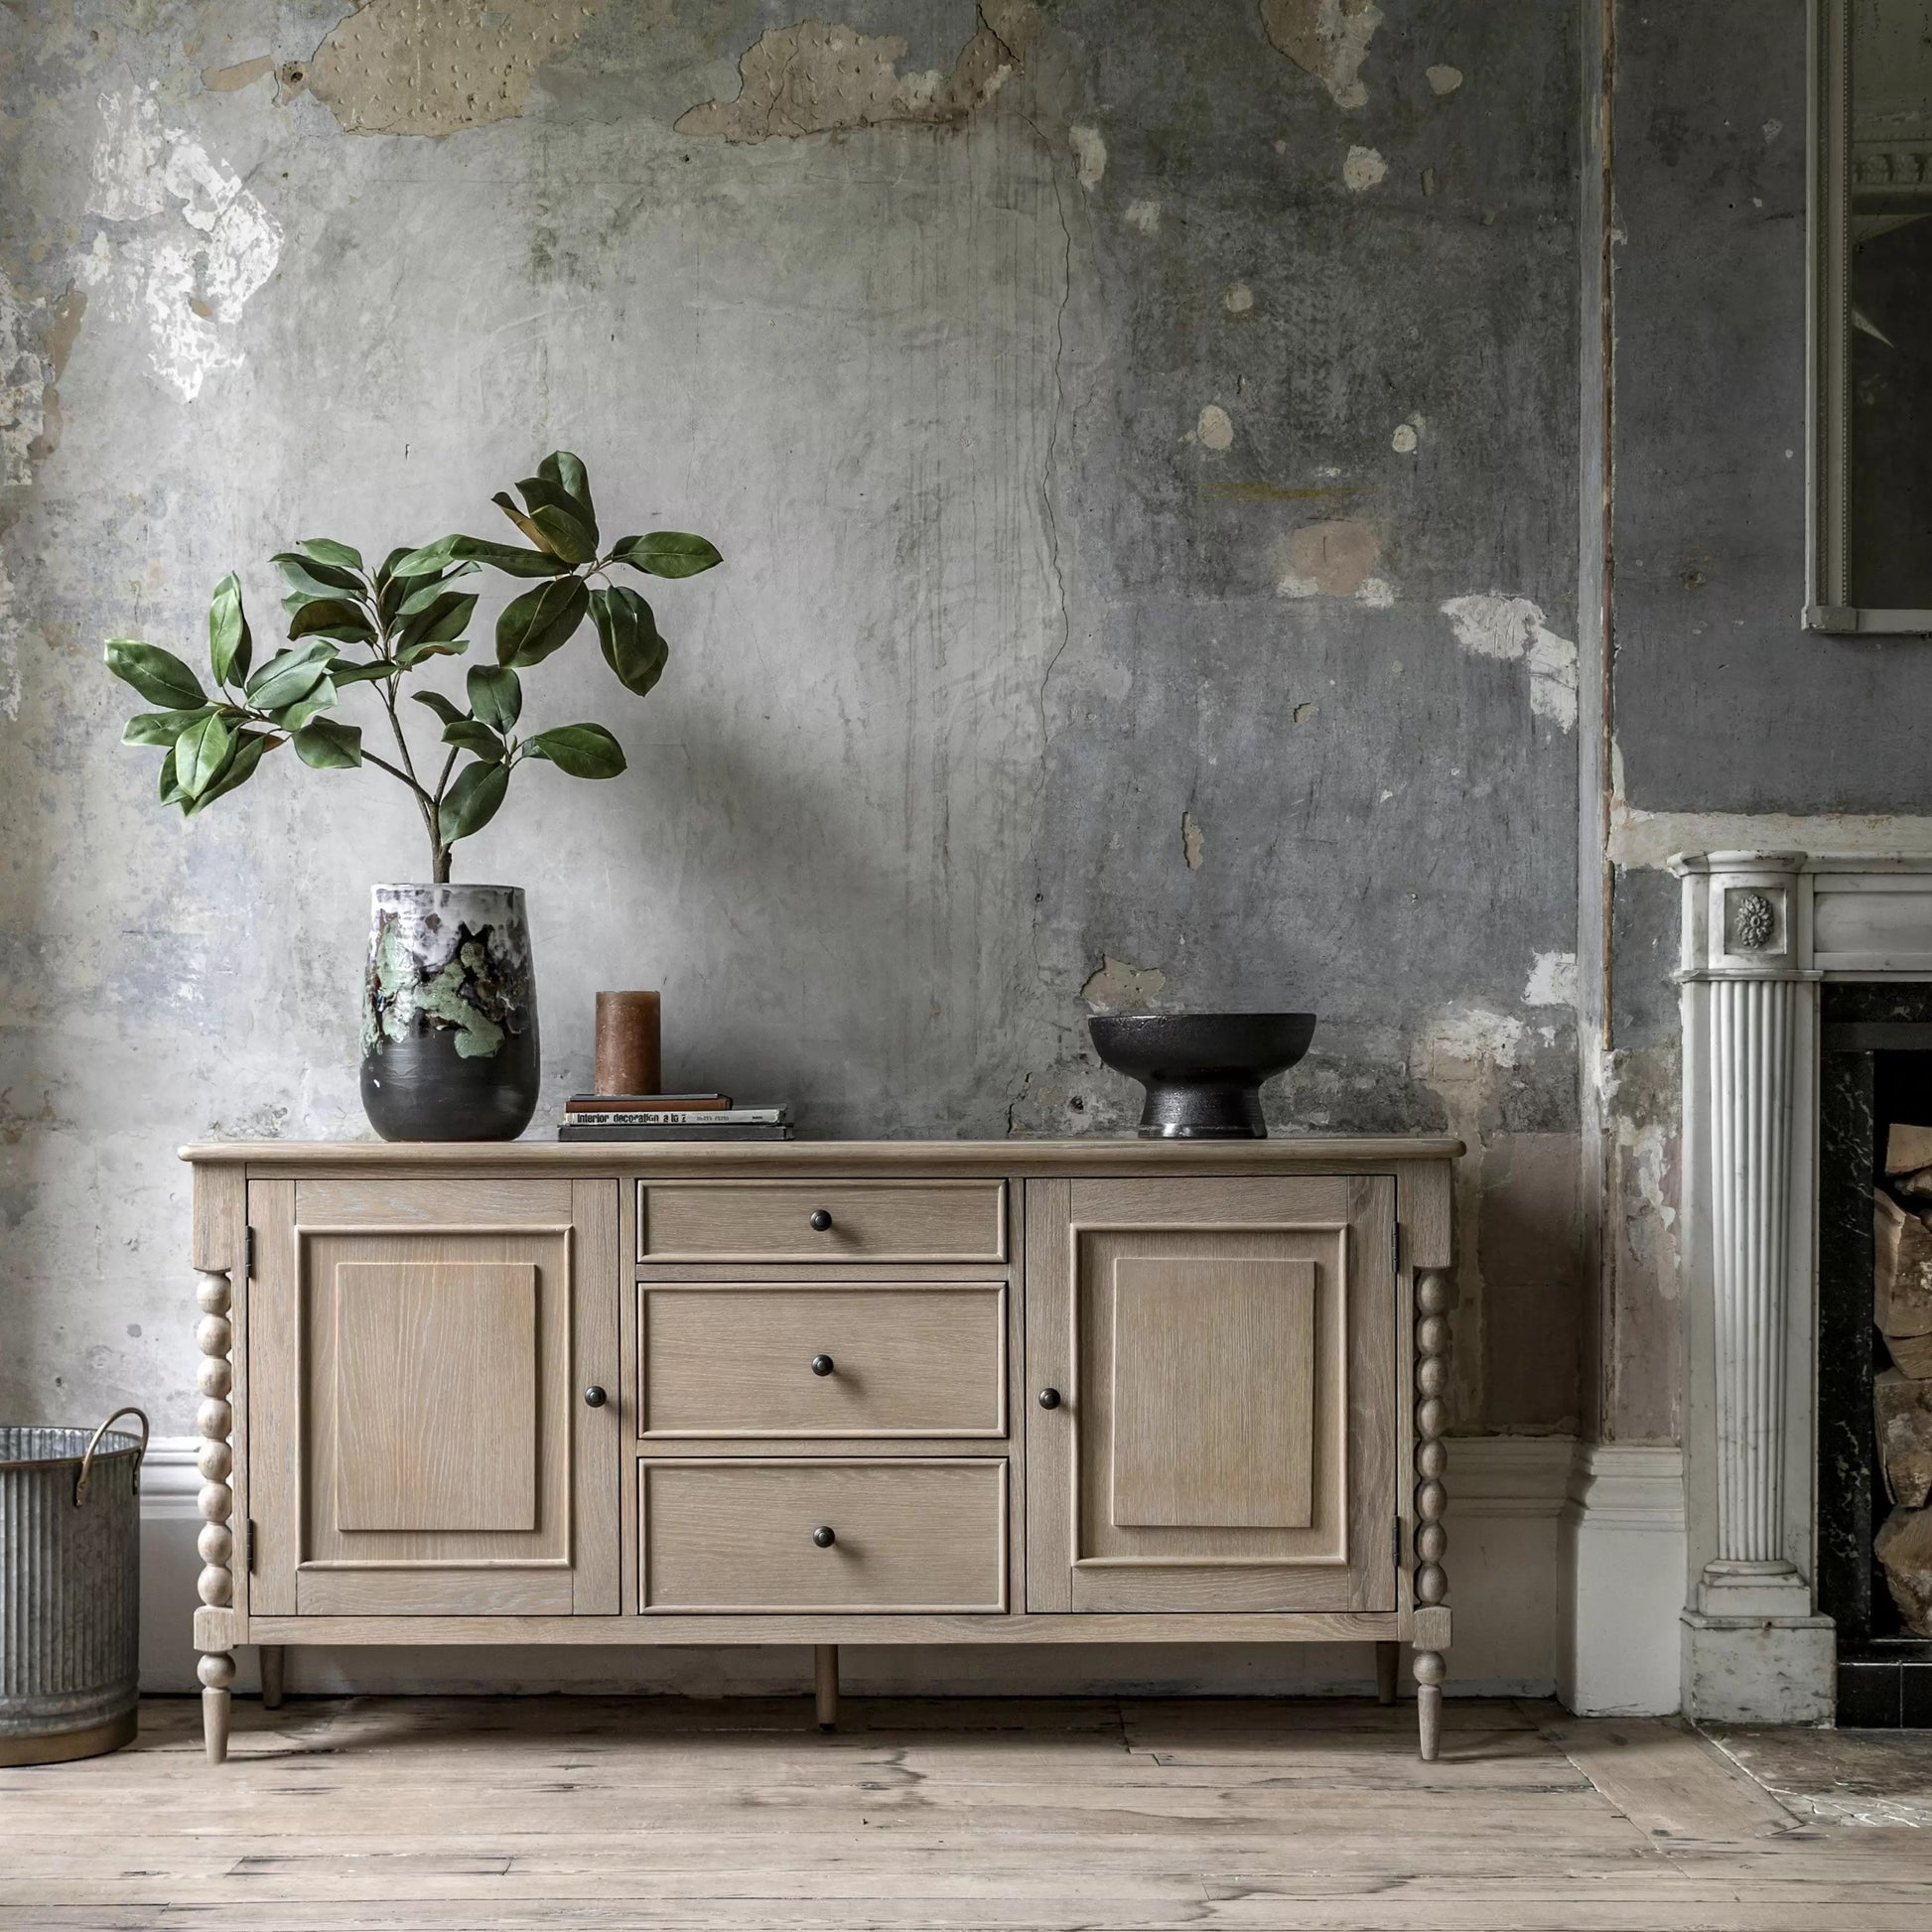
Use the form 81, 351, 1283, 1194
583, 1385, 608, 1409
1037, 1387, 1061, 1410
810, 1354, 835, 1377
812, 1525, 837, 1548
809, 1208, 834, 1232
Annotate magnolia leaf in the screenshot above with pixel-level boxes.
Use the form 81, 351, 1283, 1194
538, 451, 595, 531
292, 717, 363, 769
245, 640, 337, 710
467, 664, 521, 734
184, 729, 270, 816
438, 759, 510, 843
375, 546, 414, 586
395, 534, 570, 580
122, 706, 215, 747
288, 597, 375, 644
441, 719, 506, 763
298, 537, 364, 572
174, 711, 235, 798
522, 722, 626, 779
525, 503, 598, 565
395, 563, 480, 618
158, 746, 187, 808
208, 573, 252, 687
272, 552, 364, 598
588, 585, 668, 698
495, 575, 589, 668
410, 689, 468, 726
330, 659, 401, 685
398, 591, 477, 651
609, 531, 722, 579
273, 676, 339, 735
104, 638, 207, 710
491, 491, 560, 557
394, 637, 469, 668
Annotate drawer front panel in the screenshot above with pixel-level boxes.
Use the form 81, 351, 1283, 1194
639, 1284, 1007, 1437
637, 1180, 1007, 1263
639, 1458, 1007, 1611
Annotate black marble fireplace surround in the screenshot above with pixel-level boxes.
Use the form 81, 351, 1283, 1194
1819, 983, 1932, 1727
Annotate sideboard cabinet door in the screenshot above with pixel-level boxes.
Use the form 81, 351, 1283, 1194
1025, 1174, 1397, 1613
246, 1175, 621, 1616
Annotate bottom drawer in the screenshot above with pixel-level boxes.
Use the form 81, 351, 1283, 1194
639, 1458, 1007, 1612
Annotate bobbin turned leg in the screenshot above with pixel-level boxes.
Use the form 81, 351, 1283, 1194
195, 1267, 236, 1765
1375, 1641, 1399, 1707
1413, 1265, 1452, 1763
814, 1645, 838, 1730
260, 1646, 285, 1710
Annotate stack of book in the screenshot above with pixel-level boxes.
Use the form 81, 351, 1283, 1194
555, 1094, 793, 1142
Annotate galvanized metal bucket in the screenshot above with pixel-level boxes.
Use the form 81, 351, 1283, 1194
1, 1408, 149, 1766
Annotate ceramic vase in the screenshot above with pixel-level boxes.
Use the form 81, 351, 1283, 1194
359, 884, 539, 1141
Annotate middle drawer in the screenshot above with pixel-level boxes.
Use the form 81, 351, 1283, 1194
637, 1282, 1008, 1438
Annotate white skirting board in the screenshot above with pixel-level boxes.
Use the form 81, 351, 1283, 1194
141, 1436, 1617, 1700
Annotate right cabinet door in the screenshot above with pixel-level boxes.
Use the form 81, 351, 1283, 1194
1025, 1174, 1397, 1613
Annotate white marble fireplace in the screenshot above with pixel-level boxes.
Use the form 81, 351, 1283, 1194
1675, 850, 1932, 1721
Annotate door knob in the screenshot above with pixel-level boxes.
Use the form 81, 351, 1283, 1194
1037, 1387, 1061, 1410
583, 1385, 608, 1408
810, 1354, 835, 1376
812, 1525, 837, 1548
809, 1208, 834, 1232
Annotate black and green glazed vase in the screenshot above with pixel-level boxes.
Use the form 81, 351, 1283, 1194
359, 884, 539, 1141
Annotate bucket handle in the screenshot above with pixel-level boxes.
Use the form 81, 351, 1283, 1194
74, 1406, 150, 1507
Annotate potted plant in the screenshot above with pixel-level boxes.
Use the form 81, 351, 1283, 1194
102, 453, 721, 1141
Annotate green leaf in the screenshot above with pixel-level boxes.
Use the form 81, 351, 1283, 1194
288, 597, 375, 644
395, 637, 469, 668
104, 638, 207, 710
122, 705, 215, 747
395, 534, 571, 580
173, 711, 235, 799
298, 537, 364, 573
292, 717, 363, 769
395, 564, 480, 618
271, 552, 364, 599
438, 759, 510, 843
609, 531, 722, 579
375, 546, 414, 587
331, 659, 401, 685
526, 503, 598, 564
441, 719, 506, 763
588, 585, 669, 698
522, 722, 626, 779
272, 676, 339, 735
398, 591, 478, 651
467, 665, 521, 734
495, 576, 589, 668
158, 746, 186, 807
538, 451, 595, 532
207, 573, 252, 687
491, 490, 563, 557
184, 729, 271, 817
410, 689, 468, 726
245, 640, 337, 710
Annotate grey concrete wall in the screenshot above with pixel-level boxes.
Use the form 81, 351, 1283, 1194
1, 1, 1584, 1444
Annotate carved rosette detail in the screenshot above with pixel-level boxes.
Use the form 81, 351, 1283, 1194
195, 1271, 235, 1612
1730, 891, 1775, 951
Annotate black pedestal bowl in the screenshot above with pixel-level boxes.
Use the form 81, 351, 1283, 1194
1088, 1012, 1316, 1139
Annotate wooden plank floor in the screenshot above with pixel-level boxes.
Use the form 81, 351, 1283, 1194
1, 1695, 1928, 1929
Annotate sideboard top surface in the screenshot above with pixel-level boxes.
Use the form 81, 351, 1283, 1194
180, 1136, 1463, 1173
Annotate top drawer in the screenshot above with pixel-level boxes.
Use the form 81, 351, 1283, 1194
637, 1179, 1008, 1263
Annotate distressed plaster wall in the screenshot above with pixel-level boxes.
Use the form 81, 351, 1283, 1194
0, 1, 1585, 1476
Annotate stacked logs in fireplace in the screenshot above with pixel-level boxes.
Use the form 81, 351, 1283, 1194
1872, 1125, 1932, 1631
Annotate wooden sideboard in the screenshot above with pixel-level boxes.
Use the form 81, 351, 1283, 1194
183, 1138, 1458, 1760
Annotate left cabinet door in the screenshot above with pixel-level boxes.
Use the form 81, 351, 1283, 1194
246, 1174, 621, 1617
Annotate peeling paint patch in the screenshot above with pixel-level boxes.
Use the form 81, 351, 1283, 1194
1415, 1004, 1528, 1076
1260, 0, 1382, 109
1224, 281, 1254, 314
0, 268, 50, 485
1391, 414, 1421, 454
308, 0, 610, 137
1426, 64, 1463, 95
1293, 701, 1316, 724
1181, 811, 1205, 870
81, 87, 281, 401
1342, 144, 1388, 192
1440, 593, 1579, 732
1524, 950, 1578, 1008
1196, 403, 1234, 451
0, 549, 19, 723
1275, 519, 1386, 602
676, 5, 1042, 144
1124, 199, 1161, 233
203, 55, 274, 92
1082, 955, 1168, 1011
1068, 124, 1106, 189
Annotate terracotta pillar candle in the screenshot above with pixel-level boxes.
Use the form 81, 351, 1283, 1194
595, 991, 661, 1096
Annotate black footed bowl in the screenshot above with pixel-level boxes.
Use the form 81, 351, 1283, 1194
1088, 1012, 1316, 1139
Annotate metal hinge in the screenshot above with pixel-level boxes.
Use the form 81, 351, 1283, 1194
1392, 1515, 1402, 1573
244, 1227, 255, 1281
246, 1521, 257, 1573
